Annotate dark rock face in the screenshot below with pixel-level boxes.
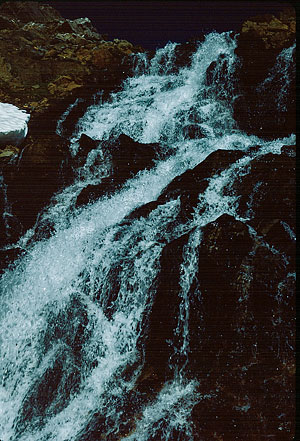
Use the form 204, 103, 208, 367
172, 36, 204, 71
76, 134, 158, 207
0, 247, 24, 274
137, 232, 191, 394
233, 7, 296, 138
138, 147, 295, 440
190, 214, 295, 440
236, 151, 296, 229
1, 133, 71, 244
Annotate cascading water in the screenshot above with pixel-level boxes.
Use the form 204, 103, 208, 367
0, 31, 295, 441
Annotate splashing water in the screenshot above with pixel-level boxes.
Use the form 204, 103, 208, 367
0, 32, 295, 441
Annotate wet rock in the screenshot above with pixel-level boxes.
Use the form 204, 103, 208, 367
237, 152, 295, 229
188, 215, 254, 372
172, 36, 204, 70
123, 149, 245, 224
78, 134, 100, 159
0, 247, 24, 274
15, 351, 81, 435
76, 134, 158, 207
281, 144, 296, 157
205, 53, 230, 89
157, 149, 245, 219
252, 218, 295, 269
110, 134, 158, 175
2, 133, 72, 238
125, 200, 162, 222
14, 294, 90, 435
134, 206, 294, 440
183, 123, 205, 139
137, 232, 191, 394
75, 179, 113, 208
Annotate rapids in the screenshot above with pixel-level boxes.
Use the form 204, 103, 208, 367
0, 32, 295, 440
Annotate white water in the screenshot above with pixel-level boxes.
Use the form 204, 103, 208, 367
0, 32, 295, 441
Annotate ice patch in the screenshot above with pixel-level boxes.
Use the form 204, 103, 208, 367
0, 103, 30, 147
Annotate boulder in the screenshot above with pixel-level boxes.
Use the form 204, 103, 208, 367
75, 134, 158, 207
77, 134, 100, 159
182, 123, 205, 139
172, 36, 204, 71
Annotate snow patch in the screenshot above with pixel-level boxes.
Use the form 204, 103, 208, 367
0, 103, 30, 147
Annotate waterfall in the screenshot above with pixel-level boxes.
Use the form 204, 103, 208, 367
0, 31, 295, 441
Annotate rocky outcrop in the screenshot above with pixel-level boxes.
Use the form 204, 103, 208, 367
238, 9, 295, 53
0, 1, 143, 249
234, 7, 296, 138
0, 2, 141, 116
